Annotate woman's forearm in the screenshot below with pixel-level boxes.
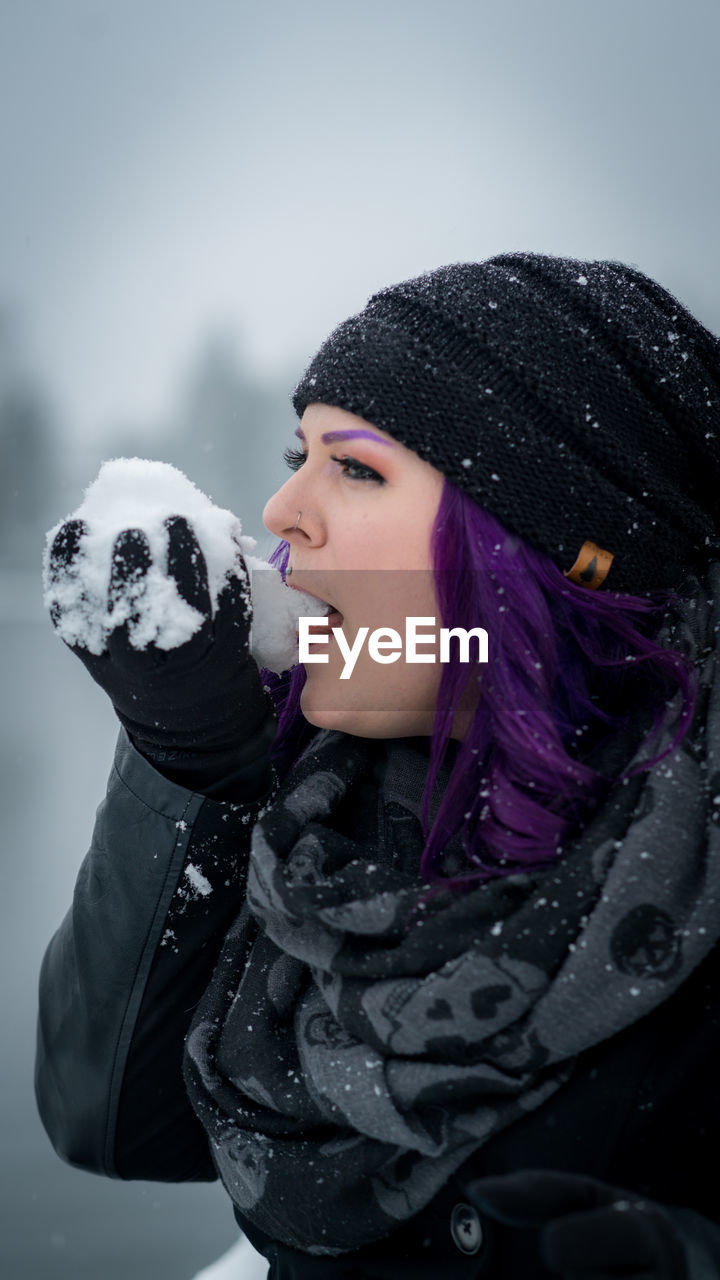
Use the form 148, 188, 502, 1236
35, 729, 262, 1181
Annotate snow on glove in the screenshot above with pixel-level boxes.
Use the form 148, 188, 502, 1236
465, 1170, 689, 1280
46, 512, 268, 756
44, 459, 280, 798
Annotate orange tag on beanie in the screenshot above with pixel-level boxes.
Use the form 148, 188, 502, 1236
564, 541, 614, 589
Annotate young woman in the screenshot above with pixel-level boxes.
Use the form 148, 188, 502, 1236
37, 253, 720, 1278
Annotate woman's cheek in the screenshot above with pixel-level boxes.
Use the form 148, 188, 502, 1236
300, 641, 442, 736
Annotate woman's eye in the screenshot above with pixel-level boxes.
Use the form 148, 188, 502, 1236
282, 446, 384, 483
283, 446, 306, 472
331, 454, 385, 483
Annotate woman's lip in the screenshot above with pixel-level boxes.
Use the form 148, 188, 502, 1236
297, 609, 344, 631
286, 576, 340, 619
295, 609, 345, 645
286, 578, 328, 604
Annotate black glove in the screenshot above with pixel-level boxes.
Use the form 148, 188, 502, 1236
465, 1169, 689, 1280
48, 515, 276, 801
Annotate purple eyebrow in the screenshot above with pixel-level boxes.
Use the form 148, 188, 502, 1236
322, 429, 395, 446
292, 425, 394, 447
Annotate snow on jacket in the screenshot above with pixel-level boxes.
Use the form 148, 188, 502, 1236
35, 727, 720, 1277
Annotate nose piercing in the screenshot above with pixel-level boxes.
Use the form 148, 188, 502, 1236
293, 511, 302, 531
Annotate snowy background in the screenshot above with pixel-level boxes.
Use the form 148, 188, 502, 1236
2, 0, 720, 1275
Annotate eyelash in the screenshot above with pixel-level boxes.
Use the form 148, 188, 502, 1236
282, 447, 306, 471
282, 446, 385, 484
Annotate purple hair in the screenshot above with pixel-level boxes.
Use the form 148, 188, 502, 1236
261, 481, 697, 890
420, 482, 696, 888
259, 540, 313, 778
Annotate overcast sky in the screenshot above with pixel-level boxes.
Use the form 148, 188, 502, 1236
2, 9, 720, 1271
2, 0, 719, 444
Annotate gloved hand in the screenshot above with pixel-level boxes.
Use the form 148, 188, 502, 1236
47, 515, 276, 800
465, 1169, 689, 1279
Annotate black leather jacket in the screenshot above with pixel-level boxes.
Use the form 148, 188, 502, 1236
36, 731, 720, 1277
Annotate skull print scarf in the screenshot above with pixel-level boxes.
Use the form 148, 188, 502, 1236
184, 563, 720, 1256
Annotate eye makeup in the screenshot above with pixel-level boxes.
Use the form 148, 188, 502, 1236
293, 425, 396, 448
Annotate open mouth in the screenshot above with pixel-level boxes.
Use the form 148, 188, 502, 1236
324, 608, 344, 628
300, 606, 344, 634
287, 579, 344, 631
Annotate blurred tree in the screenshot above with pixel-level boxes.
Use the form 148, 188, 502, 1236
107, 331, 295, 546
0, 306, 60, 569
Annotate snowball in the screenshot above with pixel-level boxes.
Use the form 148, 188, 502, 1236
43, 457, 327, 672
246, 555, 328, 674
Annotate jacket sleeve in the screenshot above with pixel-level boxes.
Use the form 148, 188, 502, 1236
669, 1209, 720, 1277
35, 728, 270, 1182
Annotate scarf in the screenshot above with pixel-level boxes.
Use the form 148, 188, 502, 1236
184, 564, 720, 1256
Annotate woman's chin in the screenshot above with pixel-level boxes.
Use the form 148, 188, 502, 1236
299, 689, 379, 737
299, 683, 435, 740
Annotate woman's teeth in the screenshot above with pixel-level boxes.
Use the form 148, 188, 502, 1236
294, 602, 344, 639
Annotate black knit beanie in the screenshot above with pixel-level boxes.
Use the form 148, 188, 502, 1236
292, 253, 720, 595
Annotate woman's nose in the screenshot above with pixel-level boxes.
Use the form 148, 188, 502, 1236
263, 483, 291, 539
263, 476, 324, 546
